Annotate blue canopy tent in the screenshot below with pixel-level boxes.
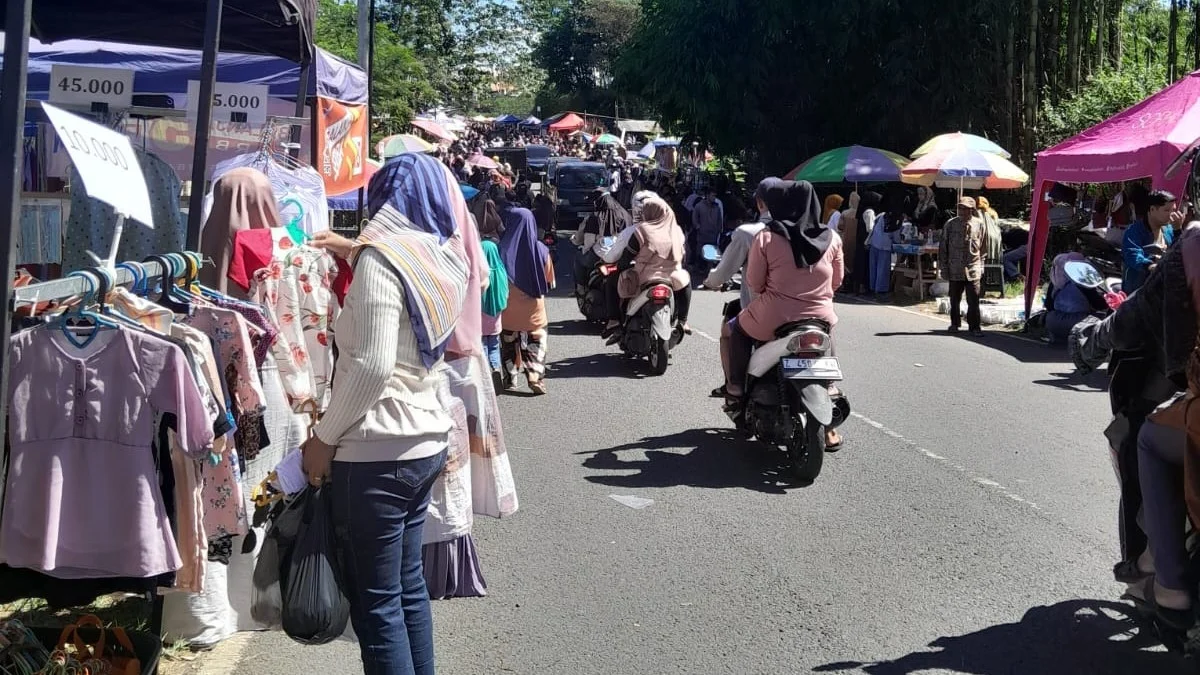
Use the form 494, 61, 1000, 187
493, 113, 521, 125
519, 115, 540, 127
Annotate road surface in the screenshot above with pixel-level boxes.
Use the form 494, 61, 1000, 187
212, 242, 1185, 675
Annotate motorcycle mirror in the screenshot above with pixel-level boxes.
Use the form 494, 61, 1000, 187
702, 244, 721, 262
1064, 260, 1105, 289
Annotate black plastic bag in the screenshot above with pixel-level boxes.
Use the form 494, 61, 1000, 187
281, 486, 350, 645
250, 493, 305, 628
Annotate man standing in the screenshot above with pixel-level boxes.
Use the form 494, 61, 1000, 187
939, 197, 985, 336
691, 188, 724, 267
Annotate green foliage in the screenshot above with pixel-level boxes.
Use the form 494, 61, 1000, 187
1040, 64, 1168, 147
315, 0, 434, 142
533, 0, 644, 115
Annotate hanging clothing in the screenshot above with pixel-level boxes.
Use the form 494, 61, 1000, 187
2, 325, 213, 579
199, 168, 282, 295
63, 149, 183, 273
206, 154, 329, 237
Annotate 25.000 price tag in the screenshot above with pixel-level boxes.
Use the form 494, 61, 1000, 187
49, 65, 134, 108
41, 103, 154, 228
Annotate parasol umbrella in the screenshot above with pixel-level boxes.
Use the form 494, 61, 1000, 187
594, 133, 622, 146
784, 145, 909, 183
376, 134, 436, 159
911, 132, 1011, 159
467, 153, 500, 170
901, 147, 1029, 193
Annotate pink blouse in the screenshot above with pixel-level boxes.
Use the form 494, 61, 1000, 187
739, 229, 844, 343
2, 325, 213, 579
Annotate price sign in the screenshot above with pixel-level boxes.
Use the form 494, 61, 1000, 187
187, 81, 269, 125
49, 65, 134, 108
41, 103, 153, 228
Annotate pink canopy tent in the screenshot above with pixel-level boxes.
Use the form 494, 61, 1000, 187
549, 112, 586, 133
1025, 70, 1200, 315
411, 118, 456, 142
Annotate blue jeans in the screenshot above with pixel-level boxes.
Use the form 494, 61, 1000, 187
332, 450, 448, 675
1138, 420, 1187, 591
483, 335, 501, 369
869, 247, 892, 293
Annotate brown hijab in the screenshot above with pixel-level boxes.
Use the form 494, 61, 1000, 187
637, 195, 685, 261
199, 167, 280, 292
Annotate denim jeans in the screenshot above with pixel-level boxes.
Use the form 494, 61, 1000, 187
332, 450, 448, 675
1138, 420, 1187, 591
483, 335, 501, 370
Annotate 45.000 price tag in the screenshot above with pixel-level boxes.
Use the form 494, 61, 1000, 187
41, 103, 153, 228
49, 65, 134, 108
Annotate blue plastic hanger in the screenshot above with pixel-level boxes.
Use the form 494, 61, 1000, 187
279, 197, 309, 245
52, 271, 119, 349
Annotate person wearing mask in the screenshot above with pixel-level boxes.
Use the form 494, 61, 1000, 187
499, 206, 555, 395
302, 154, 470, 675
605, 193, 692, 341
939, 197, 986, 336
1123, 190, 1182, 294
691, 188, 725, 268
720, 179, 844, 448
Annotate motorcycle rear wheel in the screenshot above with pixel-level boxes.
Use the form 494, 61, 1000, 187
788, 416, 825, 484
648, 337, 669, 375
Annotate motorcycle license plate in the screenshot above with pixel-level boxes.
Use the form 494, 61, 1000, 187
781, 357, 842, 381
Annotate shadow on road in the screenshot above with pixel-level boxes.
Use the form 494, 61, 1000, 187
873, 330, 1075, 365
813, 599, 1188, 675
577, 428, 804, 494
549, 352, 647, 379
547, 319, 599, 337
1032, 369, 1109, 392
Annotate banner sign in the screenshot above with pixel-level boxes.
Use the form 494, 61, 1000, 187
316, 97, 368, 196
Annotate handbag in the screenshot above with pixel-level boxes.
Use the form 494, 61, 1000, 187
54, 615, 140, 675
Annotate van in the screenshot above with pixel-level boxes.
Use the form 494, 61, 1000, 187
544, 159, 611, 228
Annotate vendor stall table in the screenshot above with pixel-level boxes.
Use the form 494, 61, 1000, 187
892, 242, 940, 300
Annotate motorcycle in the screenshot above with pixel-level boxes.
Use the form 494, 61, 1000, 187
730, 318, 850, 484
574, 237, 617, 324
615, 280, 684, 375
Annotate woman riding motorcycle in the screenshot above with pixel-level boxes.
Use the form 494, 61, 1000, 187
603, 193, 692, 340
720, 178, 844, 448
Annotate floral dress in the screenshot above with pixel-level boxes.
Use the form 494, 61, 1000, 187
248, 228, 340, 410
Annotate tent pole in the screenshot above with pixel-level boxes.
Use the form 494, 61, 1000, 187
358, 0, 375, 226
291, 62, 310, 162
0, 0, 32, 510
184, 0, 225, 250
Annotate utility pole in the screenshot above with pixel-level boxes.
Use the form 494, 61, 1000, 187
357, 0, 370, 69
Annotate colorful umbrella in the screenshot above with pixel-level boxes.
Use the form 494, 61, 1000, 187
911, 132, 1011, 159
376, 134, 435, 159
594, 133, 622, 146
784, 145, 909, 183
467, 153, 500, 170
901, 147, 1029, 191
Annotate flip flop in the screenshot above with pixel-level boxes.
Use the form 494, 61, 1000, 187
710, 385, 728, 399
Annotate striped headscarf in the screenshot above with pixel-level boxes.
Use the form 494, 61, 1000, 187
356, 153, 470, 369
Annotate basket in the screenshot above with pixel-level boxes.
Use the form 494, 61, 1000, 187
29, 625, 162, 675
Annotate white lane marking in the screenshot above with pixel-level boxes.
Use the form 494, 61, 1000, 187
692, 308, 1038, 509
851, 410, 1039, 510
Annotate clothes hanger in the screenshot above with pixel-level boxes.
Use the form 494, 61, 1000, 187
278, 196, 309, 244
91, 265, 154, 333
143, 254, 191, 314
50, 271, 119, 349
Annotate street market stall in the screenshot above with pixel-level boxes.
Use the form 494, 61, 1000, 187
1023, 70, 1200, 316
549, 112, 585, 133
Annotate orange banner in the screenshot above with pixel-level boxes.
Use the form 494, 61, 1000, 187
316, 96, 369, 195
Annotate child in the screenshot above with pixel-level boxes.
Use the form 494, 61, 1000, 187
481, 238, 509, 378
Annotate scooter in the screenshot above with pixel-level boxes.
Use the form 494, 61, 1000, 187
575, 237, 616, 324
731, 318, 850, 484
615, 280, 685, 375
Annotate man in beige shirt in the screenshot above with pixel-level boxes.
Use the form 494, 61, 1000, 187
939, 196, 985, 336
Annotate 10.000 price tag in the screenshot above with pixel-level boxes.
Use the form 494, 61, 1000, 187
49, 65, 134, 108
41, 103, 154, 228
186, 81, 269, 126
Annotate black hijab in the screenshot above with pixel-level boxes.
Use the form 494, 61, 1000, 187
856, 191, 883, 239
595, 192, 632, 237
760, 178, 832, 268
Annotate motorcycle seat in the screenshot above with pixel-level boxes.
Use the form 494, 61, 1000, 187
774, 318, 831, 339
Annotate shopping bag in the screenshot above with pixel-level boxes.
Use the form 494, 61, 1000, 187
250, 490, 306, 628
54, 615, 140, 675
280, 486, 350, 645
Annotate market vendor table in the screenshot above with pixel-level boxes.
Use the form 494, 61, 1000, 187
892, 242, 940, 301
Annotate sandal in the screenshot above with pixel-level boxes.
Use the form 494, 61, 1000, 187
1147, 580, 1195, 636
528, 380, 547, 396
825, 430, 843, 453
1113, 559, 1153, 585
710, 385, 728, 399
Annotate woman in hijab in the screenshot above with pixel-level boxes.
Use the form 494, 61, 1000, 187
302, 153, 470, 675
838, 192, 860, 291
499, 205, 555, 395
471, 190, 504, 240
720, 179, 844, 447
199, 167, 281, 294
915, 186, 937, 219
606, 193, 692, 338
854, 191, 883, 294
822, 194, 844, 226
978, 196, 1003, 272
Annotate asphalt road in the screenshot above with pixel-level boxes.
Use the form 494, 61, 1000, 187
224, 242, 1189, 675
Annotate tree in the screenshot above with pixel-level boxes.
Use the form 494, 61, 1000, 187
314, 0, 434, 140
533, 0, 642, 115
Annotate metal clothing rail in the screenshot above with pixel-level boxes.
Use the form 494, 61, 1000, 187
11, 257, 176, 307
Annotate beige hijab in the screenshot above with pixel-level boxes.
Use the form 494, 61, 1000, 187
637, 195, 685, 261
840, 192, 860, 232
199, 167, 281, 292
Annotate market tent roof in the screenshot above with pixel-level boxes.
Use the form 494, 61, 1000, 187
411, 118, 456, 142
2, 37, 359, 99
494, 114, 521, 124
539, 111, 567, 128
520, 115, 541, 126
549, 112, 585, 132
616, 119, 661, 135
1024, 69, 1200, 315
0, 0, 317, 63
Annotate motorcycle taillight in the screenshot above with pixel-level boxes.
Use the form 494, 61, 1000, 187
787, 331, 828, 354
649, 286, 672, 302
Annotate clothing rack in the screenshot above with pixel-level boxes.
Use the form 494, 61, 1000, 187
4, 253, 203, 663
